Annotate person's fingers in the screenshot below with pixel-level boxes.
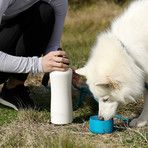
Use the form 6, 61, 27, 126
54, 56, 70, 64
72, 77, 81, 85
72, 73, 80, 79
50, 51, 66, 57
51, 61, 69, 68
45, 60, 69, 70
71, 67, 80, 89
42, 51, 71, 73
72, 77, 81, 90
46, 51, 70, 64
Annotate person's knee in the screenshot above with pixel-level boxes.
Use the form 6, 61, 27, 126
39, 2, 55, 27
0, 73, 10, 84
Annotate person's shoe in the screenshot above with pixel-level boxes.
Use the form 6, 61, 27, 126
0, 83, 35, 110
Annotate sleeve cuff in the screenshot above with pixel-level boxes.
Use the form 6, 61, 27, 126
38, 57, 43, 73
44, 45, 59, 55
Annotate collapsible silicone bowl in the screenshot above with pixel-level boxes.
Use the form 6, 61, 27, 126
89, 115, 114, 134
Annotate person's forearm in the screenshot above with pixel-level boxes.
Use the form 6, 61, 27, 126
0, 51, 43, 73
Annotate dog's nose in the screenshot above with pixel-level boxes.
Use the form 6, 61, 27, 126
98, 116, 104, 121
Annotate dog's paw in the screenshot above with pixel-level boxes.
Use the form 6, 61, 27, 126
129, 118, 148, 127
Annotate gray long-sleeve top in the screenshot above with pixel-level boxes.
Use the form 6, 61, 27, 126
0, 0, 68, 73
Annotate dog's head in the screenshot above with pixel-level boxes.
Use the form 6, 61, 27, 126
76, 33, 144, 120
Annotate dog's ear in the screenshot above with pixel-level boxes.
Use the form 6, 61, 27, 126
95, 78, 110, 88
75, 67, 87, 76
107, 76, 120, 90
95, 76, 120, 90
95, 82, 110, 89
95, 78, 108, 86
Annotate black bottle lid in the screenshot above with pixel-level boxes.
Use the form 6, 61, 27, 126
57, 48, 63, 57
57, 48, 63, 51
57, 48, 70, 65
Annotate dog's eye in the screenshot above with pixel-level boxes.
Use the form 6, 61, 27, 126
95, 83, 110, 89
103, 98, 109, 102
105, 84, 110, 88
102, 84, 110, 89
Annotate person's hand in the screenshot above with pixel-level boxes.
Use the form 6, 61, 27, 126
70, 67, 81, 87
42, 51, 70, 73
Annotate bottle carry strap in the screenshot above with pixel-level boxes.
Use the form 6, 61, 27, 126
42, 73, 50, 86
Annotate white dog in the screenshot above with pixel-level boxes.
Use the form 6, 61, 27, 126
76, 0, 148, 127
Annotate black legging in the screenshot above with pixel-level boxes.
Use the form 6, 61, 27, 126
0, 2, 55, 84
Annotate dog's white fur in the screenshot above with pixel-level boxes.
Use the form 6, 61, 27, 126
76, 0, 148, 127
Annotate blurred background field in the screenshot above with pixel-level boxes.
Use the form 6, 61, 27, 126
0, 0, 148, 147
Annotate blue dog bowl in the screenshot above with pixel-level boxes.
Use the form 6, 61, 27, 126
89, 115, 114, 134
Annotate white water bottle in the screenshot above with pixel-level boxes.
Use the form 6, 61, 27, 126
50, 50, 73, 125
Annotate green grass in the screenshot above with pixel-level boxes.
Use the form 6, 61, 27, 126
0, 105, 18, 126
0, 0, 148, 147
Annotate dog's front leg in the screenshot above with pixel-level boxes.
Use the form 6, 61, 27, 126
129, 90, 148, 127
